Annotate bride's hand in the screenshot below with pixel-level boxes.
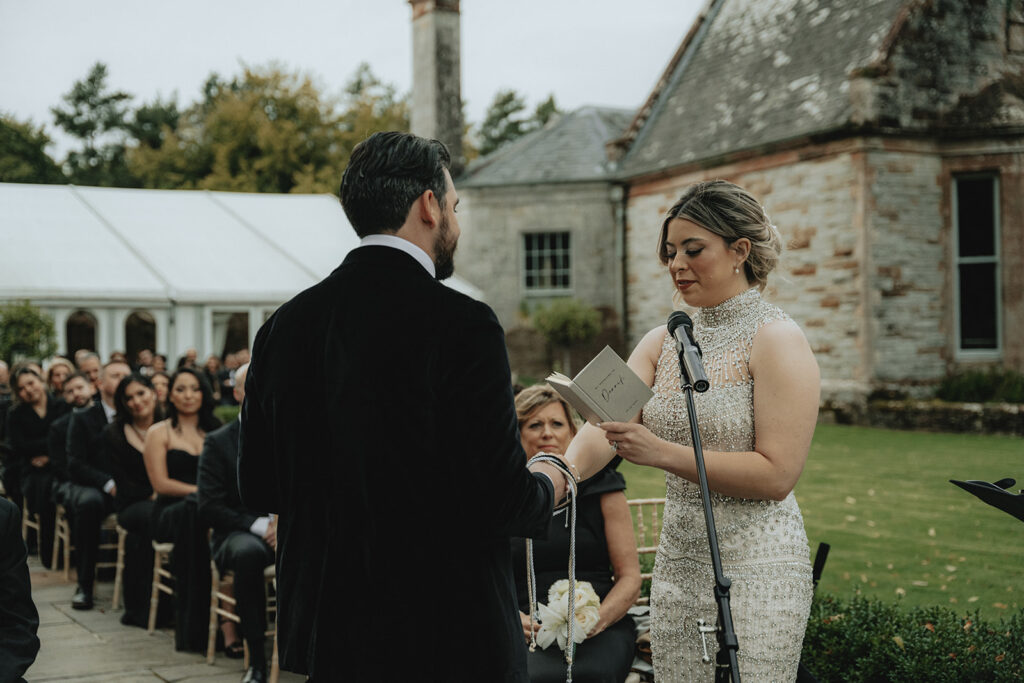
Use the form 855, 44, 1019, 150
600, 421, 665, 468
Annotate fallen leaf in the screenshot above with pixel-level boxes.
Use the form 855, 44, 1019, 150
993, 602, 1008, 609
893, 635, 905, 650
912, 580, 928, 587
968, 596, 979, 603
845, 515, 857, 522
895, 587, 906, 597
945, 565, 957, 573
928, 528, 936, 537
845, 496, 856, 505
996, 654, 1005, 662
924, 622, 935, 632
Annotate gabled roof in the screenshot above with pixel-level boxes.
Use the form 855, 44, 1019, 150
460, 106, 634, 187
618, 0, 907, 177
0, 183, 480, 304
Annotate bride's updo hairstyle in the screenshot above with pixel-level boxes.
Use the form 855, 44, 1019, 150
657, 179, 782, 290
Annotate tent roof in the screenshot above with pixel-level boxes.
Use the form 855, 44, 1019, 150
0, 183, 481, 304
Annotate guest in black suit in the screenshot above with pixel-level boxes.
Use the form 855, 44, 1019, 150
199, 363, 275, 683
65, 359, 131, 609
5, 367, 71, 568
239, 131, 570, 682
0, 497, 39, 683
48, 372, 95, 507
106, 373, 163, 627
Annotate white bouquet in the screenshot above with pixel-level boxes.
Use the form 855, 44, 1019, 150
534, 579, 601, 651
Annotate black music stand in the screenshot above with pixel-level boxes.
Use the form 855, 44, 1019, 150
950, 478, 1024, 523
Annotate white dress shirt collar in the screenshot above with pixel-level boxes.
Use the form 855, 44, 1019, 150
359, 234, 436, 278
101, 398, 117, 424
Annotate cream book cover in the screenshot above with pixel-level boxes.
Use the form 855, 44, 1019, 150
545, 346, 654, 426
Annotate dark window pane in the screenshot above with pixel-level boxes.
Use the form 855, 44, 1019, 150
959, 263, 998, 349
957, 178, 995, 257
526, 273, 534, 288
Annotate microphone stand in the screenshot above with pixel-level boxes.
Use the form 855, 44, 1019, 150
678, 371, 741, 682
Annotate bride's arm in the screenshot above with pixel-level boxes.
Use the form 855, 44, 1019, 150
600, 319, 820, 500
565, 326, 664, 480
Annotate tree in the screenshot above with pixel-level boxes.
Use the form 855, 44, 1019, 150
0, 301, 58, 365
477, 90, 561, 157
531, 299, 601, 374
0, 114, 65, 184
51, 62, 137, 187
128, 63, 407, 194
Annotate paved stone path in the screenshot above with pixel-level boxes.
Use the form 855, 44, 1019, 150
24, 555, 303, 683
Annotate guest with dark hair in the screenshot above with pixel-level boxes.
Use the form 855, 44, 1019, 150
48, 372, 95, 510
65, 359, 132, 609
5, 367, 71, 567
0, 497, 40, 683
143, 366, 221, 651
152, 354, 168, 375
176, 348, 198, 371
107, 373, 164, 627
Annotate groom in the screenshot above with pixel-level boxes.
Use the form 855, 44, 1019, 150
239, 131, 567, 682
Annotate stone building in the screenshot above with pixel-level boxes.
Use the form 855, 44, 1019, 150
460, 0, 1024, 408
611, 0, 1024, 409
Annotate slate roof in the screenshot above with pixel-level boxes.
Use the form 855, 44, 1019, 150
459, 106, 635, 187
619, 0, 907, 177
0, 183, 481, 303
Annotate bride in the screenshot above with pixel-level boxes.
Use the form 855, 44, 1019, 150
566, 180, 820, 681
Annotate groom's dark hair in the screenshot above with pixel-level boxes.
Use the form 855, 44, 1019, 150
339, 131, 451, 238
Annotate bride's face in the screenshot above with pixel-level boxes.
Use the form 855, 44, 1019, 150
519, 402, 574, 457
664, 218, 749, 308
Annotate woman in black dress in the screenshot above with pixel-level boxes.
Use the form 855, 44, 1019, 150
106, 373, 163, 626
511, 385, 641, 683
143, 367, 221, 650
5, 367, 70, 567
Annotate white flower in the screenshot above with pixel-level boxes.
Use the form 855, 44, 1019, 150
534, 581, 603, 651
548, 579, 571, 603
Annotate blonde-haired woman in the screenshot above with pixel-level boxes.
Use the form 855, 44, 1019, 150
511, 384, 640, 683
566, 180, 820, 681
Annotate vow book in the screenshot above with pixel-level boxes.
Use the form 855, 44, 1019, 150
546, 346, 654, 425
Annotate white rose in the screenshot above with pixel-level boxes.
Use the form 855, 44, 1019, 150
574, 604, 601, 638
548, 579, 571, 603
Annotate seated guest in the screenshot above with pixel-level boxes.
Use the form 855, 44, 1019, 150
511, 385, 641, 683
46, 358, 76, 397
106, 373, 163, 627
136, 349, 154, 376
66, 359, 131, 609
48, 372, 96, 507
144, 367, 221, 651
151, 372, 170, 412
5, 367, 71, 567
152, 354, 168, 375
0, 497, 40, 683
198, 363, 274, 683
203, 355, 223, 404
77, 352, 102, 391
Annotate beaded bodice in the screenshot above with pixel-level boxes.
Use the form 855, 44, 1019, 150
642, 288, 809, 564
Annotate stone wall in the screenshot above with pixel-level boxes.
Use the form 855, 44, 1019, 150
624, 145, 868, 404
457, 182, 621, 332
864, 143, 947, 388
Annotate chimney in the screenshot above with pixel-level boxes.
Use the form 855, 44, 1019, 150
409, 0, 464, 176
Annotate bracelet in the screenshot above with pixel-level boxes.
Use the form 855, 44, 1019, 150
527, 453, 579, 512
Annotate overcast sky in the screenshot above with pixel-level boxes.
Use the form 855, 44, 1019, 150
0, 0, 703, 157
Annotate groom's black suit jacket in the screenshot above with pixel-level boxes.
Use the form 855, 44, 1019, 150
240, 245, 555, 681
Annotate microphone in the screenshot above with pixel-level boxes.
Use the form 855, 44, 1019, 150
667, 311, 710, 393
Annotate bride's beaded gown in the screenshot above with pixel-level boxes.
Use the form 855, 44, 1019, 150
642, 288, 813, 682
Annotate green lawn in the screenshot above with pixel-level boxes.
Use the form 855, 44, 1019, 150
617, 423, 1023, 620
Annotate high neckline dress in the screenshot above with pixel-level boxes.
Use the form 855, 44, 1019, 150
642, 288, 813, 682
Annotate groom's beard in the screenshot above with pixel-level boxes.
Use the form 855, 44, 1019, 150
434, 212, 458, 281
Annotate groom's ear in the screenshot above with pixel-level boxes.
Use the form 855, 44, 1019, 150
415, 189, 440, 229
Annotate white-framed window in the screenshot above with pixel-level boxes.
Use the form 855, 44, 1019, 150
953, 174, 1001, 357
522, 231, 572, 294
